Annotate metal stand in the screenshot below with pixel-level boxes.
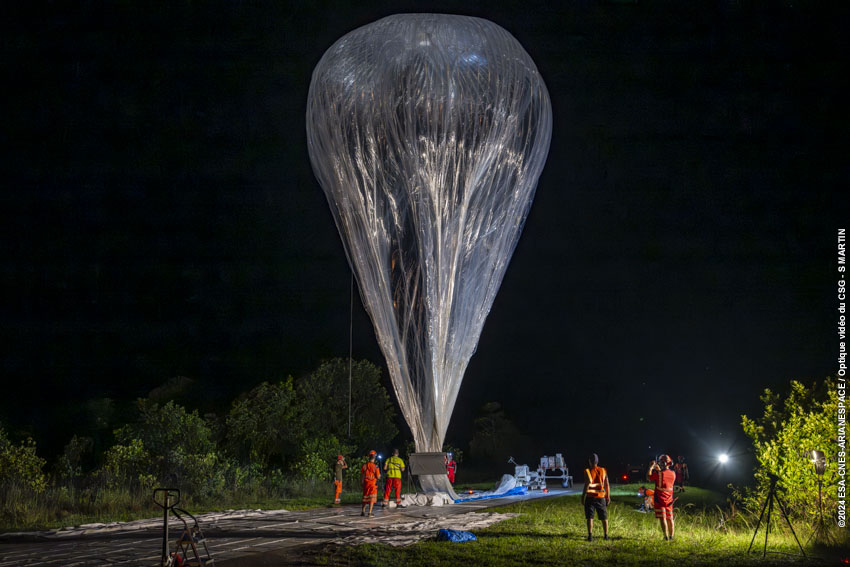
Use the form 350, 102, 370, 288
807, 476, 835, 545
747, 475, 806, 558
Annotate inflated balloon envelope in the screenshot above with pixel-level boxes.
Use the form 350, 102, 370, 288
306, 14, 552, 498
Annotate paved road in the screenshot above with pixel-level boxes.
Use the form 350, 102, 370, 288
0, 487, 579, 566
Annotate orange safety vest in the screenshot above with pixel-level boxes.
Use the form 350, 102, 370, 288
361, 462, 380, 483
585, 466, 608, 498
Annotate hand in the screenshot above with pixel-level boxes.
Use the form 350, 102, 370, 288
606, 497, 611, 505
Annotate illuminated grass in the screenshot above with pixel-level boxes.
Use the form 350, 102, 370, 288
318, 489, 848, 566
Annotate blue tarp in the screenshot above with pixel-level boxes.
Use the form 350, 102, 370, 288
452, 485, 528, 503
437, 529, 477, 542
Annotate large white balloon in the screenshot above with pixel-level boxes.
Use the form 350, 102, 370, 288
307, 14, 551, 458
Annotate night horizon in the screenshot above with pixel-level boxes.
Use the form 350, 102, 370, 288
1, 0, 845, 491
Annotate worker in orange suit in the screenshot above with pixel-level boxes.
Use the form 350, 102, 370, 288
638, 486, 655, 512
648, 455, 677, 540
360, 450, 381, 517
382, 448, 405, 506
333, 454, 347, 505
581, 453, 610, 541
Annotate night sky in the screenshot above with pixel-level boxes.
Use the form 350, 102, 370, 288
1, 1, 845, 484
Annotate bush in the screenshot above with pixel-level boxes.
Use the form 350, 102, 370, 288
105, 400, 223, 496
292, 435, 355, 481
98, 438, 154, 490
56, 435, 94, 483
0, 426, 47, 493
741, 377, 839, 524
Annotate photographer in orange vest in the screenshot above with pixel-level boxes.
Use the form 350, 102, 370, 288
581, 453, 611, 541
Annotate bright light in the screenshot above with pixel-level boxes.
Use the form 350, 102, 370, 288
718, 453, 729, 464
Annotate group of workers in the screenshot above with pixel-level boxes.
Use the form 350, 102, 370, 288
338, 448, 685, 540
582, 453, 685, 541
333, 449, 458, 516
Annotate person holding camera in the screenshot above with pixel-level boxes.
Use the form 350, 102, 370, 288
648, 455, 677, 540
581, 453, 611, 541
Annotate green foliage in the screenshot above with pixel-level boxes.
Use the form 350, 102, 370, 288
225, 377, 301, 467
56, 435, 94, 482
99, 438, 154, 489
108, 400, 222, 496
0, 357, 405, 530
741, 377, 840, 523
291, 435, 354, 481
296, 358, 397, 454
0, 426, 47, 493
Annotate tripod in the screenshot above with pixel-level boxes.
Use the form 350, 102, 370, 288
747, 474, 806, 558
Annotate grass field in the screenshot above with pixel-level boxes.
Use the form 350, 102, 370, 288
318, 484, 849, 566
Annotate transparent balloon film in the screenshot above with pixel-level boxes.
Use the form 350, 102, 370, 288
307, 14, 552, 453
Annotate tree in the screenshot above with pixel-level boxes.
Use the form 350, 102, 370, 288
741, 377, 839, 523
469, 402, 526, 460
225, 377, 301, 467
296, 359, 397, 454
109, 399, 222, 495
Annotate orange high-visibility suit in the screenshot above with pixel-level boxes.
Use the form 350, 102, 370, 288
650, 469, 676, 520
361, 461, 381, 505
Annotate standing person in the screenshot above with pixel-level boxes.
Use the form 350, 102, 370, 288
581, 453, 611, 541
382, 448, 405, 506
648, 455, 677, 540
445, 452, 457, 484
673, 456, 689, 491
360, 450, 381, 517
333, 454, 347, 505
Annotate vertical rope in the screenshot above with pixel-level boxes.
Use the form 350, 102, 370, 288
348, 271, 353, 439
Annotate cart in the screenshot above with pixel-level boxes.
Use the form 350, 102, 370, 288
154, 488, 214, 567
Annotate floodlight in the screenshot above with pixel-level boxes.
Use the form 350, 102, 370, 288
812, 450, 826, 476
718, 453, 729, 464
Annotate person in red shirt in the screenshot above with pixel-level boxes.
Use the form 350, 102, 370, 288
445, 452, 457, 484
360, 450, 381, 517
648, 454, 677, 540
